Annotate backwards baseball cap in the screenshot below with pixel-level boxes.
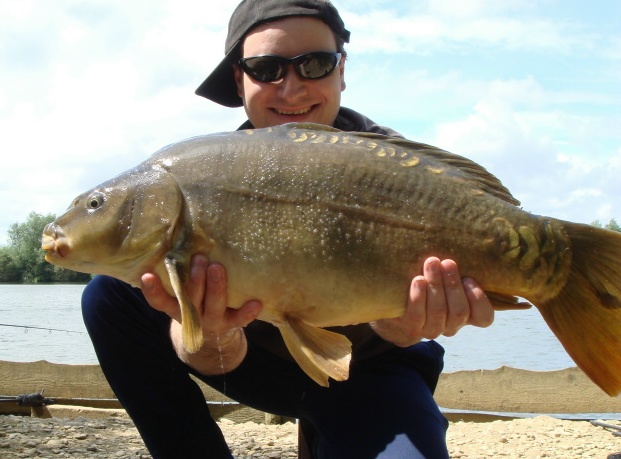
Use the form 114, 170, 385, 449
195, 0, 350, 107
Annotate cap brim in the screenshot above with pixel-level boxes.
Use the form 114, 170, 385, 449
195, 49, 243, 108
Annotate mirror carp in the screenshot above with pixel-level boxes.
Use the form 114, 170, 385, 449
42, 123, 621, 394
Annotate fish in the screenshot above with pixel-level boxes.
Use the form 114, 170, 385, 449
42, 123, 621, 394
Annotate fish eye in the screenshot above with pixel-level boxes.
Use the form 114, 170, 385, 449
86, 192, 105, 210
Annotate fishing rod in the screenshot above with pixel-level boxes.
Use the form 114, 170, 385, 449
0, 390, 55, 407
0, 323, 84, 334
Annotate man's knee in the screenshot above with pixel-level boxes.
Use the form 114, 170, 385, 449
81, 275, 136, 326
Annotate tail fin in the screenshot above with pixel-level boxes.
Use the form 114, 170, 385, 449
537, 223, 621, 396
279, 318, 352, 387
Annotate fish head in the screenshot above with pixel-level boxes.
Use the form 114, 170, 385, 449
42, 166, 182, 284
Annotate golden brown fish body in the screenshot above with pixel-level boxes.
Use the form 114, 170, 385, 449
42, 123, 621, 394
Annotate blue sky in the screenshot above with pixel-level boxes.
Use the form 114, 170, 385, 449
0, 0, 619, 244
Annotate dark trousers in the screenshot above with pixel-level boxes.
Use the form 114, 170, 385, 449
82, 275, 449, 459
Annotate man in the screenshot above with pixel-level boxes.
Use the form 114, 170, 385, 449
82, 1, 494, 457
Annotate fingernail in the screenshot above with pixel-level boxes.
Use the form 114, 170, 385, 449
427, 259, 440, 273
190, 257, 207, 281
246, 301, 262, 319
208, 264, 223, 282
192, 254, 208, 268
463, 277, 475, 289
413, 276, 426, 288
141, 275, 154, 290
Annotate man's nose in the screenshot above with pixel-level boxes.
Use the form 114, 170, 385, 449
276, 66, 308, 99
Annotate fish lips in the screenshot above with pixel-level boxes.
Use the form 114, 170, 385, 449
41, 223, 70, 261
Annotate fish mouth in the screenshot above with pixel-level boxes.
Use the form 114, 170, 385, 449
41, 223, 70, 260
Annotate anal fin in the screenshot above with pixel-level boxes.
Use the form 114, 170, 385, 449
279, 318, 352, 387
487, 292, 533, 311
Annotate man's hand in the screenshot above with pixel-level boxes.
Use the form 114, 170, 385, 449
140, 255, 262, 374
371, 257, 494, 347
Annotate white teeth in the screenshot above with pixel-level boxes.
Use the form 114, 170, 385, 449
276, 108, 311, 115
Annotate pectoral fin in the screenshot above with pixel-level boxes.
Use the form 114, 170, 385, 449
164, 256, 203, 353
279, 318, 352, 387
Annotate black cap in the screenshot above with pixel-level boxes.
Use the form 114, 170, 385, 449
195, 0, 350, 107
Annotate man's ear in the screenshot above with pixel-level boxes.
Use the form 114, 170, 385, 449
233, 65, 245, 99
339, 59, 346, 92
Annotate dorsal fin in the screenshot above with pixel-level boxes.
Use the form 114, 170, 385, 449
280, 123, 521, 207
355, 132, 520, 207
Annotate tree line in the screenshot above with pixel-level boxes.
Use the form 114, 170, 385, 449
0, 212, 620, 284
592, 218, 621, 232
0, 212, 91, 283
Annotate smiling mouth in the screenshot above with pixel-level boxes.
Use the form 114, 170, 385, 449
275, 107, 312, 115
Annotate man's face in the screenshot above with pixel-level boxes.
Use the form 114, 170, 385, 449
234, 17, 346, 129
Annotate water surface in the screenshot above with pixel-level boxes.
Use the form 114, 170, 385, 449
0, 284, 575, 372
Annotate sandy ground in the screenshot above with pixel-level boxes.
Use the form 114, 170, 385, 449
1, 414, 621, 458
448, 416, 621, 458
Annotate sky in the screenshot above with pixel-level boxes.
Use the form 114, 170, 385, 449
0, 0, 620, 245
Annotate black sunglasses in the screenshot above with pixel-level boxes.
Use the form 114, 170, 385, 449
238, 52, 342, 83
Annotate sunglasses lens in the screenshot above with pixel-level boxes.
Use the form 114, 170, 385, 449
296, 53, 340, 79
239, 53, 341, 82
241, 57, 284, 82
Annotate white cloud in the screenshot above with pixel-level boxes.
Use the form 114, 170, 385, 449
341, 2, 595, 56
426, 0, 538, 18
363, 99, 619, 224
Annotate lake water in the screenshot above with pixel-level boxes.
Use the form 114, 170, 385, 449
0, 284, 576, 372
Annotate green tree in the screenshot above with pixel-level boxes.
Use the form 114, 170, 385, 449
7, 212, 57, 282
1, 211, 91, 283
0, 247, 21, 282
51, 264, 92, 283
606, 218, 621, 232
592, 218, 621, 233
